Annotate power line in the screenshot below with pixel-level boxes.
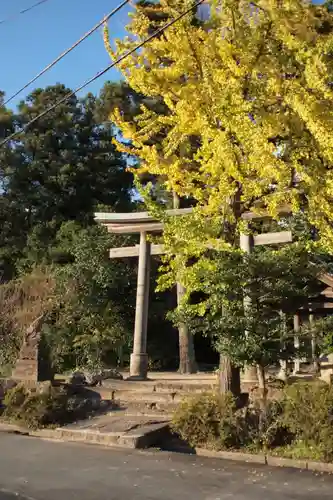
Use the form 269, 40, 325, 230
0, 0, 51, 26
0, 0, 206, 148
4, 0, 132, 105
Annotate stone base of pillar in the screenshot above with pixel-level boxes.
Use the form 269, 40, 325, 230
241, 365, 258, 385
276, 368, 288, 381
292, 361, 301, 376
277, 361, 289, 381
129, 353, 148, 380
319, 353, 333, 384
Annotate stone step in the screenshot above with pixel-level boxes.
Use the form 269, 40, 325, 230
49, 412, 170, 449
102, 379, 214, 393
117, 400, 174, 418
14, 359, 37, 366
121, 401, 178, 414
153, 382, 214, 393
120, 410, 174, 420
11, 369, 37, 379
12, 364, 37, 372
94, 388, 185, 405
12, 364, 36, 372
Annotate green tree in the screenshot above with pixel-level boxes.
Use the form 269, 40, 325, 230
43, 221, 137, 371
173, 244, 323, 398
1, 84, 133, 273
0, 92, 25, 280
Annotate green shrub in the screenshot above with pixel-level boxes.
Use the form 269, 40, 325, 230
2, 383, 98, 429
4, 384, 29, 412
19, 393, 51, 429
245, 399, 291, 452
172, 391, 292, 452
281, 381, 333, 461
172, 392, 247, 449
272, 440, 326, 461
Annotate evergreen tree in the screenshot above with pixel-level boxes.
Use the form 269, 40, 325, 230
1, 84, 133, 272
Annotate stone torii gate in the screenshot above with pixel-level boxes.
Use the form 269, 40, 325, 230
95, 209, 192, 380
95, 207, 293, 381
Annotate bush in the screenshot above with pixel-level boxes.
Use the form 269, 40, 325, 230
172, 391, 292, 452
281, 381, 333, 461
2, 383, 99, 429
172, 392, 248, 449
0, 269, 54, 369
245, 399, 292, 452
272, 440, 326, 461
4, 384, 29, 410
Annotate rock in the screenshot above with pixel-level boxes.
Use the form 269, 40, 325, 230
320, 353, 333, 384
86, 369, 123, 387
0, 379, 17, 401
69, 371, 87, 386
36, 381, 52, 394
11, 313, 52, 383
69, 369, 123, 388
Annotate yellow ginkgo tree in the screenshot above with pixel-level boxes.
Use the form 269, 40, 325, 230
105, 0, 333, 240
104, 0, 333, 383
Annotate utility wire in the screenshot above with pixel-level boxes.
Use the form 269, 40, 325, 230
0, 0, 51, 26
0, 0, 206, 148
4, 0, 132, 105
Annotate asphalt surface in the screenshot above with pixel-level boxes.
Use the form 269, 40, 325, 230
0, 434, 333, 500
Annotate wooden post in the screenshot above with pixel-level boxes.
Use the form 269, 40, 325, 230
309, 311, 320, 373
277, 310, 288, 381
240, 232, 258, 385
129, 232, 151, 379
293, 313, 301, 375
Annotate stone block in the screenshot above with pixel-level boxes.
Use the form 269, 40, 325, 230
11, 315, 53, 383
266, 455, 307, 469
320, 354, 333, 384
0, 379, 17, 401
196, 448, 267, 464
307, 461, 333, 473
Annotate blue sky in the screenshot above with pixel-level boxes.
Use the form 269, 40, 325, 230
1, 1, 323, 111
0, 0, 133, 109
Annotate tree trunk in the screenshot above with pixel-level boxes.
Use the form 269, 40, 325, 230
256, 364, 268, 409
177, 283, 197, 374
218, 354, 241, 397
173, 191, 197, 374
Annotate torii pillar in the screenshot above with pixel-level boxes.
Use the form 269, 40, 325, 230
239, 225, 293, 386
240, 231, 258, 385
130, 231, 151, 379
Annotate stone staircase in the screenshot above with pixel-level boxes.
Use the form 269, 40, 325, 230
0, 373, 216, 450
95, 376, 216, 417
48, 374, 217, 450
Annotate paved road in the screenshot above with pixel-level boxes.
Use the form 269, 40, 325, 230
0, 433, 332, 500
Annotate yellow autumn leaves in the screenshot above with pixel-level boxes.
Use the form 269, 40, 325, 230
104, 0, 333, 248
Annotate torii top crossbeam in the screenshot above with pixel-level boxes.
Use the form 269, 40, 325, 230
94, 205, 292, 234
94, 208, 192, 234
94, 208, 193, 224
